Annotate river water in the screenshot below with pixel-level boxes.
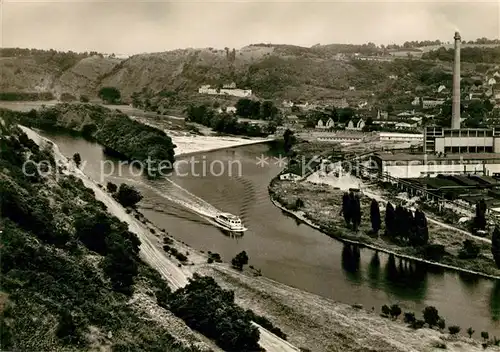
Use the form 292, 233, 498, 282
38, 130, 500, 336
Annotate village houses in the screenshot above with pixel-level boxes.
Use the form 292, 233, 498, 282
316, 118, 335, 129
346, 118, 365, 131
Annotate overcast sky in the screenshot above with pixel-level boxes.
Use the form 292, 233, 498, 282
1, 0, 499, 55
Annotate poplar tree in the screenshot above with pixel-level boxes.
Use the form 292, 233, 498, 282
370, 199, 381, 234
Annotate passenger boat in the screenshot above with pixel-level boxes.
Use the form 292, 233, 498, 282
214, 213, 245, 232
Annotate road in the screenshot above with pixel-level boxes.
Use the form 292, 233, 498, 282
21, 126, 299, 352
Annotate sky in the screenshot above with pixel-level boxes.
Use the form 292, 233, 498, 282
1, 0, 499, 55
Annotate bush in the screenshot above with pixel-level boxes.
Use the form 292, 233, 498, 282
168, 274, 261, 351
437, 318, 446, 330
381, 305, 391, 317
467, 327, 475, 338
72, 153, 81, 167
448, 325, 461, 335
98, 87, 121, 104
106, 182, 117, 193
231, 251, 249, 271
115, 184, 143, 208
390, 304, 402, 319
404, 312, 416, 324
79, 95, 90, 103
411, 320, 425, 329
423, 306, 440, 328
481, 331, 489, 341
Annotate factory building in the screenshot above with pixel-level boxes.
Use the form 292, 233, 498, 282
369, 31, 500, 179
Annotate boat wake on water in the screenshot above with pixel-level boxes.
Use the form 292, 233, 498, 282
107, 176, 248, 233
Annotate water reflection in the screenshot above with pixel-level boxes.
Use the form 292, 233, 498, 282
459, 271, 480, 293
368, 251, 381, 287
385, 254, 428, 301
491, 280, 500, 322
341, 244, 361, 282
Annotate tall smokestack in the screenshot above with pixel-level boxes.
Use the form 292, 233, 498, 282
451, 31, 461, 129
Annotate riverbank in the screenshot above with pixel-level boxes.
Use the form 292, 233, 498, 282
129, 114, 275, 157
268, 176, 500, 280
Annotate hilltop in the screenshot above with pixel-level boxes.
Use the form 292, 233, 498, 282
1, 43, 499, 104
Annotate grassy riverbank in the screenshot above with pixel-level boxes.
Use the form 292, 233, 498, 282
269, 179, 500, 279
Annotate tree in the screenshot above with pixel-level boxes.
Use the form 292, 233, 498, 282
385, 202, 395, 237
350, 192, 361, 231
106, 182, 117, 193
370, 199, 381, 234
473, 199, 487, 231
98, 87, 121, 104
423, 306, 440, 328
283, 129, 295, 153
492, 226, 500, 268
341, 192, 352, 227
467, 327, 475, 338
231, 251, 249, 271
481, 331, 489, 341
447, 325, 460, 336
390, 304, 402, 319
72, 153, 81, 167
115, 184, 143, 208
381, 305, 391, 317
404, 312, 416, 324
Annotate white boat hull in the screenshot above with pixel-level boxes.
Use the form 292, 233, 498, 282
214, 217, 246, 232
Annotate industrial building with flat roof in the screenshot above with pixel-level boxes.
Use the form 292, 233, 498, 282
367, 31, 500, 179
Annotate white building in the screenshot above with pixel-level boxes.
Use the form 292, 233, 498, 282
346, 118, 365, 131
371, 153, 500, 178
488, 78, 497, 86
411, 97, 420, 106
198, 85, 252, 98
378, 132, 423, 142
316, 118, 335, 129
279, 172, 302, 181
422, 98, 445, 109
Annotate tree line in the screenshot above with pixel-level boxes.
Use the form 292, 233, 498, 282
185, 104, 276, 137
422, 46, 500, 64
235, 98, 280, 121
342, 193, 429, 245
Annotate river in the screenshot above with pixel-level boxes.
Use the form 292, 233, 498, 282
37, 130, 500, 336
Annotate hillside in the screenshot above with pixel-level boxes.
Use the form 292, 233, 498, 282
1, 44, 499, 103
0, 118, 215, 351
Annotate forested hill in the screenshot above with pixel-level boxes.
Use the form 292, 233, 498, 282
7, 103, 177, 165
1, 43, 499, 103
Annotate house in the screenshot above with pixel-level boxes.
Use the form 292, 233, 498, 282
437, 85, 447, 93
422, 98, 445, 109
397, 110, 415, 117
389, 74, 398, 80
488, 78, 497, 86
279, 172, 302, 181
358, 101, 368, 109
315, 118, 335, 129
286, 115, 299, 125
411, 97, 420, 106
346, 118, 365, 131
282, 100, 294, 108
223, 82, 237, 89
348, 86, 356, 91
217, 106, 237, 114
395, 122, 416, 130
493, 71, 500, 78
